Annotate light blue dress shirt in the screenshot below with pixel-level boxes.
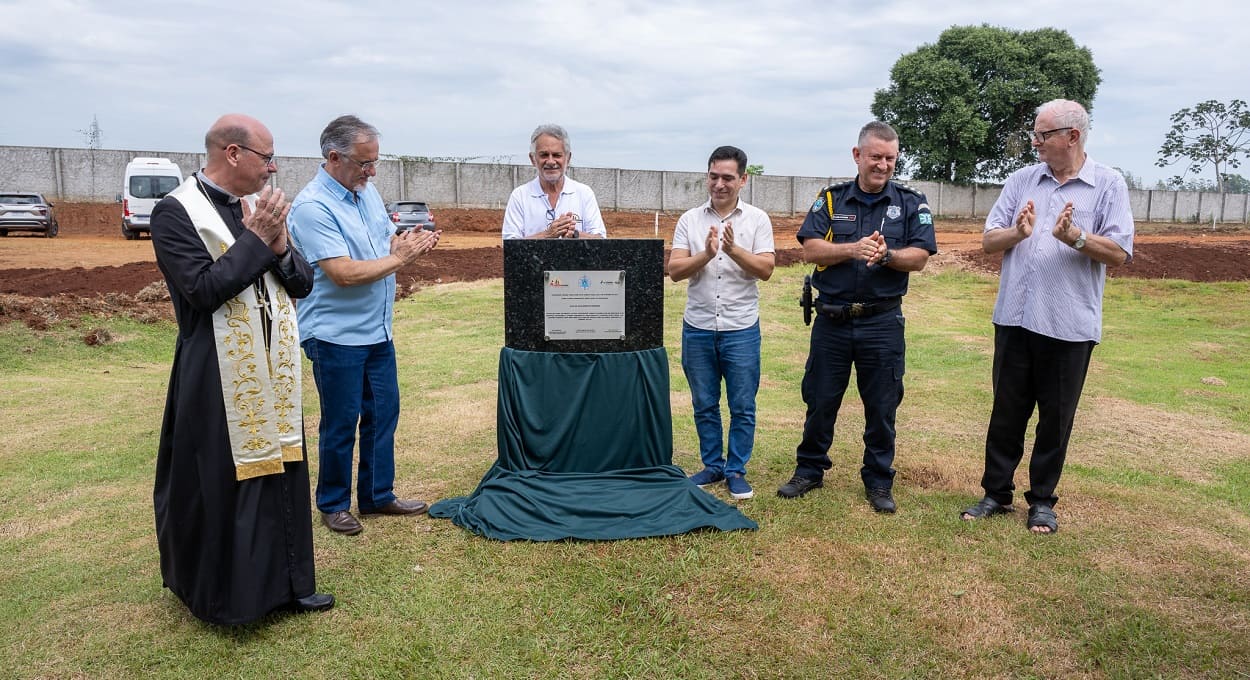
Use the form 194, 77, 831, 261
289, 165, 397, 345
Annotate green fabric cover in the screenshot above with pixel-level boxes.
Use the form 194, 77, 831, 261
430, 347, 758, 540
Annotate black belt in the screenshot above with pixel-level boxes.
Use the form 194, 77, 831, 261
816, 298, 901, 321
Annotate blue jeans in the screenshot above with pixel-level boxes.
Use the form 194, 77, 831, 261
680, 321, 761, 477
302, 338, 400, 513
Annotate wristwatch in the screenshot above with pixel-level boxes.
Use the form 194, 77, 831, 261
879, 248, 893, 266
1072, 230, 1087, 250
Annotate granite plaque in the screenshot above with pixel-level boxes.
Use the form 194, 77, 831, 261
504, 239, 664, 352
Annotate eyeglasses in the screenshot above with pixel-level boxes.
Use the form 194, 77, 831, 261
1026, 127, 1072, 143
230, 144, 276, 166
341, 154, 380, 171
545, 208, 582, 225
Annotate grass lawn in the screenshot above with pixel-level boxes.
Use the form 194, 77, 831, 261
1, 265, 1247, 679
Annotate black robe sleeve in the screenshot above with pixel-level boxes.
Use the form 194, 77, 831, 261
150, 195, 314, 313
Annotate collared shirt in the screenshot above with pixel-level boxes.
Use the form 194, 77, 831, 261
672, 198, 775, 331
501, 175, 606, 239
288, 165, 397, 345
193, 171, 298, 274
985, 157, 1135, 343
797, 178, 937, 303
194, 171, 239, 203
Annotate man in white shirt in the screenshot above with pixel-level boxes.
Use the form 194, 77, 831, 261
668, 146, 775, 499
502, 124, 606, 239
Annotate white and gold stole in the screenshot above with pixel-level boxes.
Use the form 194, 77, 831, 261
169, 177, 304, 480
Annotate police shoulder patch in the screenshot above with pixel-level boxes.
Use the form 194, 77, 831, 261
918, 212, 933, 225
811, 196, 825, 213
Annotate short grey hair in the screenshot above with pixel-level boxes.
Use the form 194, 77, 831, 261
858, 121, 898, 147
1036, 99, 1090, 137
320, 115, 380, 159
205, 124, 250, 152
530, 124, 571, 155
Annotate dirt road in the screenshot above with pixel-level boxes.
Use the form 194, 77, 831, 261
2, 204, 1248, 330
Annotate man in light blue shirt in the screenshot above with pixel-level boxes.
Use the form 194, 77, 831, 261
960, 99, 1134, 534
289, 115, 441, 536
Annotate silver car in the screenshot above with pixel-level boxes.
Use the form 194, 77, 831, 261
385, 201, 436, 232
0, 192, 59, 237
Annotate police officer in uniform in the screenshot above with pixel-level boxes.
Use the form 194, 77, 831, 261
777, 121, 937, 512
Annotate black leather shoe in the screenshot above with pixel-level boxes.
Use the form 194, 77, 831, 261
290, 593, 335, 613
362, 499, 429, 516
866, 487, 896, 513
777, 475, 823, 498
321, 510, 363, 535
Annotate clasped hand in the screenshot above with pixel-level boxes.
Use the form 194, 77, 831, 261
546, 212, 581, 238
391, 228, 441, 264
242, 185, 290, 253
704, 223, 739, 257
850, 231, 888, 265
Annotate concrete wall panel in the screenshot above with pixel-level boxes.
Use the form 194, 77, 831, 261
941, 184, 975, 217
1174, 191, 1202, 222
1223, 193, 1248, 223
616, 169, 662, 210
0, 146, 1245, 222
570, 167, 618, 211
973, 185, 1002, 218
750, 175, 793, 214
1128, 189, 1151, 222
0, 147, 57, 195
454, 163, 515, 208
1147, 190, 1176, 221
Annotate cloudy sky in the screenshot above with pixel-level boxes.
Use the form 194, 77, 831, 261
1, 0, 1243, 186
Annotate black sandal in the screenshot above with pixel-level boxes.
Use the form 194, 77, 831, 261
960, 496, 1014, 520
1027, 504, 1059, 534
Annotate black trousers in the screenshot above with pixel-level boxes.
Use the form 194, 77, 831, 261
795, 310, 905, 489
981, 324, 1094, 508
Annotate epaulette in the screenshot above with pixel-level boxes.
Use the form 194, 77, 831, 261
820, 180, 854, 195
891, 180, 923, 198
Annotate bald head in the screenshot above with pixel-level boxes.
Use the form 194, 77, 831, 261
205, 114, 266, 156
202, 113, 277, 196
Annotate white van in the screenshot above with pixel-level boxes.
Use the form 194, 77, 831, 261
123, 157, 183, 240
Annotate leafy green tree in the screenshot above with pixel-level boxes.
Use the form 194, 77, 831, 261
1162, 177, 1216, 191
1114, 167, 1144, 190
1156, 99, 1250, 194
872, 25, 1100, 183
745, 164, 764, 176
1222, 173, 1250, 194
1160, 174, 1250, 193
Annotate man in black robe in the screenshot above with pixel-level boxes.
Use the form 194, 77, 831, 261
150, 113, 333, 625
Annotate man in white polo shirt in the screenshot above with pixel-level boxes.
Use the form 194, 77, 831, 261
502, 124, 606, 239
668, 145, 775, 499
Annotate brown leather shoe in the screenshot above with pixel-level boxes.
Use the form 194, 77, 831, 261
321, 510, 363, 535
362, 499, 429, 516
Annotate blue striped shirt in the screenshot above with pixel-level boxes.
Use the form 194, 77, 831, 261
985, 157, 1135, 343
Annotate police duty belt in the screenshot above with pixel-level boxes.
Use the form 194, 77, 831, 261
814, 297, 901, 322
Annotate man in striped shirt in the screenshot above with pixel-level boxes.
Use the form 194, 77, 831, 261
961, 99, 1135, 534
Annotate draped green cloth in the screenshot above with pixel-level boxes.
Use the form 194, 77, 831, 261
429, 347, 758, 541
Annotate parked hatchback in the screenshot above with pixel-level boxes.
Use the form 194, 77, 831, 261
0, 192, 59, 237
385, 201, 436, 232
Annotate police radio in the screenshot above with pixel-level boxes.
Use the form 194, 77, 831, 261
800, 275, 814, 326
